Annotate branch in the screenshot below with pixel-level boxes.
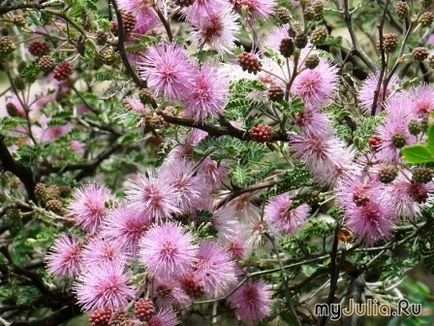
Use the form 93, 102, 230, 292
159, 112, 289, 142
10, 305, 80, 326
0, 135, 36, 201
0, 1, 61, 15
110, 0, 148, 89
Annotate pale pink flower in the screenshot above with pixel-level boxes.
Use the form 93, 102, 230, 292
264, 24, 290, 51
159, 159, 207, 214
193, 241, 237, 297
197, 157, 228, 188
264, 193, 310, 235
295, 109, 332, 136
46, 234, 82, 279
337, 178, 396, 244
147, 308, 178, 326
70, 140, 85, 155
138, 44, 194, 100
189, 8, 241, 55
184, 0, 229, 25
358, 73, 399, 115
405, 84, 434, 117
68, 184, 113, 234
75, 262, 134, 311
101, 206, 152, 256
81, 238, 124, 267
139, 223, 198, 277
231, 0, 276, 20
125, 171, 180, 222
117, 0, 160, 33
229, 280, 273, 324
212, 206, 239, 240
182, 65, 229, 121
41, 123, 72, 142
153, 276, 191, 308
218, 226, 252, 260
292, 59, 338, 107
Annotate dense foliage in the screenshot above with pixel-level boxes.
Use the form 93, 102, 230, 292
0, 0, 433, 325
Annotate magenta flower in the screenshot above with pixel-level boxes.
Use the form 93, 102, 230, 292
138, 44, 194, 100
68, 184, 113, 234
182, 65, 229, 121
292, 59, 338, 107
46, 234, 82, 279
229, 280, 273, 324
358, 73, 399, 114
337, 179, 396, 244
101, 205, 152, 256
264, 193, 310, 235
139, 223, 198, 277
81, 238, 124, 268
264, 24, 290, 51
376, 98, 416, 163
75, 262, 134, 311
125, 171, 180, 223
147, 308, 178, 326
194, 241, 237, 297
189, 8, 240, 55
159, 159, 207, 214
117, 0, 160, 33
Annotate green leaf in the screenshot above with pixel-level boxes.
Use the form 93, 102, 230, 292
428, 125, 434, 153
402, 145, 433, 164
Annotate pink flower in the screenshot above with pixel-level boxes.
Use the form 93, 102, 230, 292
376, 98, 416, 163
81, 238, 124, 268
197, 157, 228, 189
406, 84, 434, 117
41, 123, 72, 142
139, 223, 198, 277
218, 226, 252, 260
68, 184, 113, 234
295, 108, 332, 137
229, 280, 273, 324
264, 24, 290, 51
264, 193, 310, 235
182, 65, 229, 121
290, 130, 356, 185
212, 206, 239, 240
101, 206, 152, 256
117, 0, 160, 33
147, 308, 178, 326
70, 140, 85, 155
292, 59, 338, 107
125, 171, 180, 222
184, 0, 228, 25
389, 173, 433, 218
231, 0, 276, 20
75, 262, 134, 311
337, 179, 396, 244
358, 73, 399, 115
46, 234, 82, 279
189, 8, 240, 55
138, 44, 194, 100
153, 276, 191, 308
193, 241, 237, 297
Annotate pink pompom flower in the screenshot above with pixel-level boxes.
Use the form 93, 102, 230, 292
358, 73, 399, 115
183, 0, 228, 25
138, 43, 194, 100
117, 0, 160, 33
153, 276, 191, 308
182, 65, 229, 122
292, 59, 338, 108
125, 171, 180, 223
231, 0, 276, 20
229, 280, 273, 324
264, 193, 310, 235
337, 179, 396, 244
139, 223, 198, 277
46, 234, 82, 279
101, 205, 152, 256
75, 262, 134, 311
189, 8, 241, 55
406, 84, 434, 118
264, 24, 290, 51
193, 241, 237, 297
68, 184, 113, 234
147, 308, 178, 326
81, 238, 125, 268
